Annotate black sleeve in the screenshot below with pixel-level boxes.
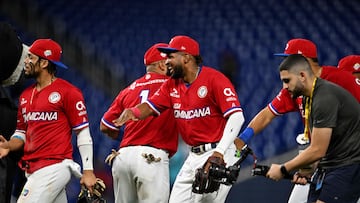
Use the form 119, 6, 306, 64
0, 87, 17, 139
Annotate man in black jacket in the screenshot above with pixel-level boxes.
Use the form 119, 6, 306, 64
0, 22, 27, 203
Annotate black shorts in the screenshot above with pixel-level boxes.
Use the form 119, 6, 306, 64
308, 163, 360, 203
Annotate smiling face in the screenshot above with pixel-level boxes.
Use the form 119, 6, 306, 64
165, 52, 186, 79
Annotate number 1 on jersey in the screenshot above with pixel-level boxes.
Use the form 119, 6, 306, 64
139, 90, 150, 103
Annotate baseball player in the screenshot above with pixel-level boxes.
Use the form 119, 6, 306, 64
113, 35, 245, 203
267, 54, 360, 202
235, 38, 360, 203
0, 39, 97, 202
337, 55, 360, 79
100, 43, 178, 203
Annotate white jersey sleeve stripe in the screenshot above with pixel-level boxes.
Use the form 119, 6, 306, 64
267, 103, 282, 116
101, 118, 119, 131
223, 107, 242, 118
73, 122, 89, 131
145, 101, 160, 116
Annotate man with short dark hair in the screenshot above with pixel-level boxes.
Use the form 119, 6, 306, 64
235, 38, 360, 203
266, 54, 360, 203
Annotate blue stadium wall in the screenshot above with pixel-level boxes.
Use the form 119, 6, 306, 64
1, 0, 359, 202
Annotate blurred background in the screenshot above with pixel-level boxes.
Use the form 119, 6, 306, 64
1, 0, 359, 202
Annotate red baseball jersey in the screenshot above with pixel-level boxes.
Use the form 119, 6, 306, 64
146, 66, 243, 146
101, 73, 178, 157
16, 78, 89, 173
268, 65, 360, 118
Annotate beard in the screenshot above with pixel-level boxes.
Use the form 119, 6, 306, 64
166, 66, 172, 77
170, 64, 184, 79
24, 62, 39, 79
290, 81, 305, 98
291, 88, 303, 98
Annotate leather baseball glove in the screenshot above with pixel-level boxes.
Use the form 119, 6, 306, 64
78, 178, 106, 203
104, 149, 120, 166
192, 155, 226, 194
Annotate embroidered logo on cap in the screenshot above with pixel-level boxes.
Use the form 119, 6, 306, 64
354, 63, 360, 71
44, 50, 52, 57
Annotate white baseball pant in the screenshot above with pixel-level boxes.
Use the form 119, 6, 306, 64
112, 146, 170, 203
17, 159, 74, 203
169, 143, 237, 203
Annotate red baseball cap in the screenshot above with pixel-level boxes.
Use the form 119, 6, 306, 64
29, 39, 68, 69
338, 55, 360, 73
274, 38, 318, 58
157, 35, 200, 56
144, 43, 168, 65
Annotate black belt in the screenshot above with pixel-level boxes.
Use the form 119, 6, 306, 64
191, 142, 218, 155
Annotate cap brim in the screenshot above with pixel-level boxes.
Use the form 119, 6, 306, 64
157, 47, 179, 54
274, 53, 290, 57
52, 61, 69, 69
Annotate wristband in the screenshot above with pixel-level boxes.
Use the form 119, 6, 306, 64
130, 107, 141, 118
280, 164, 290, 177
238, 127, 254, 144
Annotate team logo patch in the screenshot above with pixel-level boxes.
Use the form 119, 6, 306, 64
197, 86, 208, 98
48, 92, 61, 103
145, 73, 151, 80
356, 78, 360, 86
223, 88, 235, 97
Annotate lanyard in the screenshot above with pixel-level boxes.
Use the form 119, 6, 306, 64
304, 78, 317, 141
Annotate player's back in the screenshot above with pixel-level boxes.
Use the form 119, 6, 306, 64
118, 73, 178, 156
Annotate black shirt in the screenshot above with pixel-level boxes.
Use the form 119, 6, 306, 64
309, 78, 360, 168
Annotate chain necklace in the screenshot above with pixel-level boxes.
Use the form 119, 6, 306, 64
30, 76, 55, 105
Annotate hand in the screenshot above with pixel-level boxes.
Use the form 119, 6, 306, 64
0, 135, 10, 158
203, 151, 225, 173
80, 170, 97, 194
266, 164, 283, 181
292, 171, 311, 185
234, 137, 245, 151
113, 108, 139, 127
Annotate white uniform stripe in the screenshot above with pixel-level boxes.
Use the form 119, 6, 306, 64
73, 122, 89, 131
101, 118, 119, 131
268, 103, 282, 116
145, 101, 161, 115
223, 107, 242, 118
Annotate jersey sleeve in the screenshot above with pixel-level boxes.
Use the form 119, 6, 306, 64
63, 87, 89, 131
268, 88, 299, 115
211, 73, 242, 117
147, 80, 172, 115
101, 90, 126, 131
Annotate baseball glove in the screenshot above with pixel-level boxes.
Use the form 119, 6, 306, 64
104, 149, 120, 166
77, 178, 106, 203
192, 156, 226, 194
